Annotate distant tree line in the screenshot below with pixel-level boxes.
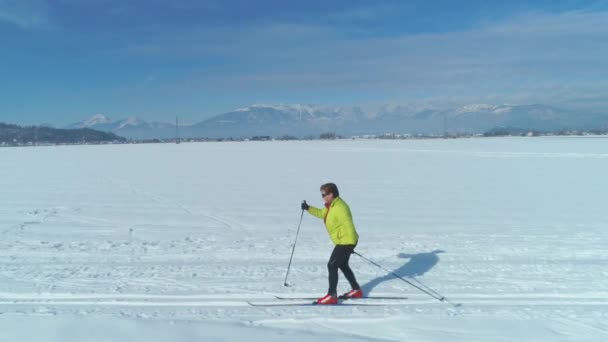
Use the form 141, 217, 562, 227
482, 126, 608, 137
0, 123, 126, 146
249, 132, 339, 141
319, 132, 338, 140
250, 136, 272, 141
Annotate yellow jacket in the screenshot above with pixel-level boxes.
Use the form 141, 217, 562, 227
307, 197, 359, 245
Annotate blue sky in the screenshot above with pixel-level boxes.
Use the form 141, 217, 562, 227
1, 0, 608, 125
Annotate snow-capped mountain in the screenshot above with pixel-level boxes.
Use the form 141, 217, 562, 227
82, 114, 113, 126
68, 114, 113, 129
189, 104, 369, 138
66, 116, 180, 139
69, 103, 608, 139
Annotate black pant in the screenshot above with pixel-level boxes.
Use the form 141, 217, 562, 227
327, 244, 360, 297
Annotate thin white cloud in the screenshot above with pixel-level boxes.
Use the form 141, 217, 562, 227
0, 0, 52, 29
109, 9, 608, 109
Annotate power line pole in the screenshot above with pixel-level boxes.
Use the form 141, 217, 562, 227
175, 116, 180, 144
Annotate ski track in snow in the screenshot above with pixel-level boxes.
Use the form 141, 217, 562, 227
0, 139, 607, 341
102, 175, 247, 232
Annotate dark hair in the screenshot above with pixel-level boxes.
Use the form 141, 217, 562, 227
320, 183, 339, 197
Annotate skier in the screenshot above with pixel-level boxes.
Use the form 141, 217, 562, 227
302, 183, 363, 304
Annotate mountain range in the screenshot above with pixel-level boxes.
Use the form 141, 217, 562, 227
66, 104, 608, 140
66, 115, 176, 140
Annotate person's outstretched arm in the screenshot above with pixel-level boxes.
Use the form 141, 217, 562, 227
302, 200, 327, 219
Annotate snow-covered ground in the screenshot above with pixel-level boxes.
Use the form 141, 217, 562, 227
1, 138, 607, 341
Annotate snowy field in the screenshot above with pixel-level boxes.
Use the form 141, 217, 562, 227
1, 138, 607, 341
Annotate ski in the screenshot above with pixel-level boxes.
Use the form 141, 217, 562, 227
248, 301, 404, 307
274, 295, 408, 301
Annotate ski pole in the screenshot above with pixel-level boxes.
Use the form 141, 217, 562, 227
353, 251, 458, 306
283, 205, 305, 287
409, 276, 446, 301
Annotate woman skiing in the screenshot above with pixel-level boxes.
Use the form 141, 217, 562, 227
302, 183, 363, 304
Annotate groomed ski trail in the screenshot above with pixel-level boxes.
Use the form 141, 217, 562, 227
1, 292, 607, 308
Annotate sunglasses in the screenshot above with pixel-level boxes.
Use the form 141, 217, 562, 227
321, 192, 331, 198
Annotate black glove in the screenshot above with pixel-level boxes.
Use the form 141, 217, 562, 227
301, 201, 309, 210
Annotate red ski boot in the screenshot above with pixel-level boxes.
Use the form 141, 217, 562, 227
316, 294, 339, 305
341, 289, 363, 299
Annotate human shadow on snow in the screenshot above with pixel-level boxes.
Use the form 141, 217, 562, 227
359, 250, 445, 295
